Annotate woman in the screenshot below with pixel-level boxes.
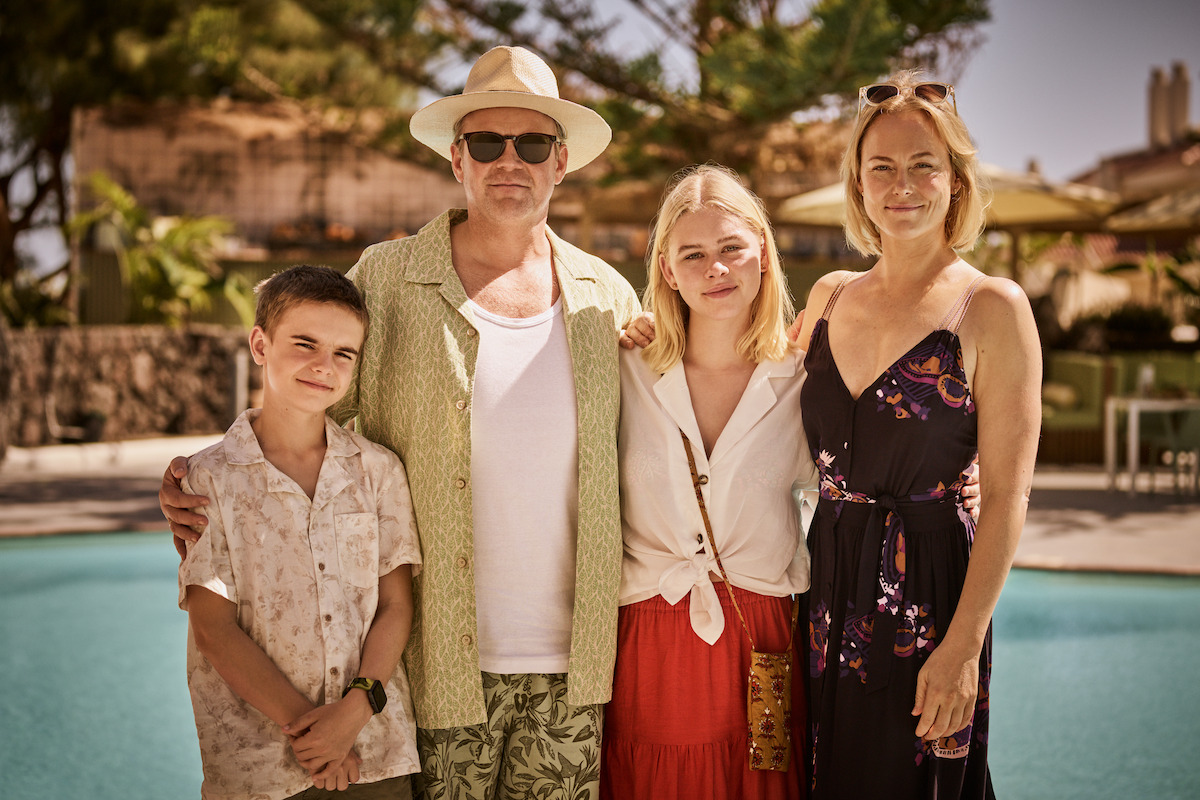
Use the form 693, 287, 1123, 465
601, 164, 814, 799
791, 75, 1041, 798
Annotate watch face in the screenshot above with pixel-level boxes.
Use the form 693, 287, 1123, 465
345, 678, 387, 713
367, 680, 387, 713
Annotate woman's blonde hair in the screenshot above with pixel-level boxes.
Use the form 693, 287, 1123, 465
842, 71, 988, 257
641, 164, 794, 374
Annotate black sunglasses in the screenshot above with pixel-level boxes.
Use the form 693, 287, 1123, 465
457, 131, 561, 164
858, 82, 956, 112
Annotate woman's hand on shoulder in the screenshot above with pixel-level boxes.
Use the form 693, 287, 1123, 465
786, 309, 806, 342
619, 311, 656, 349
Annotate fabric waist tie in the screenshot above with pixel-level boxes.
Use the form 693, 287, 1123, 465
820, 483, 963, 694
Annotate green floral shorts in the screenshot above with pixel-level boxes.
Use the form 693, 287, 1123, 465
414, 672, 603, 800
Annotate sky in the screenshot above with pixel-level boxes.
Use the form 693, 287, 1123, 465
953, 0, 1200, 181
601, 0, 1200, 182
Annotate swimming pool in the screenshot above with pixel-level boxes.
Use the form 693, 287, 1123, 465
1, 532, 1197, 799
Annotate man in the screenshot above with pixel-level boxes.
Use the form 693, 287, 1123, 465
161, 46, 640, 799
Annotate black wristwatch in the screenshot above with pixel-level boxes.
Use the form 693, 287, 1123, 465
343, 677, 387, 714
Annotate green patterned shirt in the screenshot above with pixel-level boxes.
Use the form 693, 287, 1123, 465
331, 209, 640, 728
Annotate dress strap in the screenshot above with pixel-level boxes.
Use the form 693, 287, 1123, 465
820, 273, 857, 321
936, 275, 988, 333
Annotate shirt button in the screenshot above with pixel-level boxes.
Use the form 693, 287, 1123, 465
455, 478, 466, 489
330, 667, 339, 677
698, 475, 709, 485
696, 534, 704, 543
460, 634, 473, 648
324, 614, 332, 623
318, 562, 326, 571
456, 556, 468, 569
455, 400, 466, 410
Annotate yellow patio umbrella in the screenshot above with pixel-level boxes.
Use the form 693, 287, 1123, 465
1105, 186, 1200, 234
980, 163, 1120, 231
777, 163, 1120, 231
774, 181, 847, 228
776, 163, 1120, 281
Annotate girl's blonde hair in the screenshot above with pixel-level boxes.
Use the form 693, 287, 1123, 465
842, 71, 988, 257
642, 164, 794, 373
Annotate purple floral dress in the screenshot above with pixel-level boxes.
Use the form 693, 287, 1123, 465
800, 275, 995, 799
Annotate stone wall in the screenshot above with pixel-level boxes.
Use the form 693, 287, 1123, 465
1, 325, 257, 448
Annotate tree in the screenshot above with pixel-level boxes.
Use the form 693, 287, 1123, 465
0, 0, 430, 318
2, 0, 991, 319
419, 0, 991, 182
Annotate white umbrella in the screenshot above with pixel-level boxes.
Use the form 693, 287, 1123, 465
1049, 269, 1132, 329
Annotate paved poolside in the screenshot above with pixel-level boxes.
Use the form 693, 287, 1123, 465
2, 435, 1199, 574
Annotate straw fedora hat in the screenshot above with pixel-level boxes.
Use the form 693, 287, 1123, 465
409, 46, 612, 173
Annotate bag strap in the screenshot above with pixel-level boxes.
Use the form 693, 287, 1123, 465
679, 429, 798, 651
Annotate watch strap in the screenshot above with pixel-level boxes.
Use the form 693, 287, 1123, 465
343, 677, 386, 714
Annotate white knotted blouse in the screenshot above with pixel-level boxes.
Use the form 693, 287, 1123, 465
617, 347, 819, 645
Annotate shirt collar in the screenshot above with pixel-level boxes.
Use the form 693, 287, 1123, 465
403, 209, 461, 286
221, 408, 362, 506
403, 208, 589, 287
653, 351, 800, 466
222, 409, 268, 466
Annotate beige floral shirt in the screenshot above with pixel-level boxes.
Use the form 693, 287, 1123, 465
330, 209, 640, 728
179, 409, 422, 800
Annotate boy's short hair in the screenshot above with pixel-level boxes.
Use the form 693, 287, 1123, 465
254, 265, 370, 340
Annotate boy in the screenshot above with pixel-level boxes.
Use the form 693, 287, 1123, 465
179, 265, 421, 799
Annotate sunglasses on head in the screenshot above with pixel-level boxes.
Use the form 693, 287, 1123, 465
457, 131, 561, 164
858, 82, 956, 112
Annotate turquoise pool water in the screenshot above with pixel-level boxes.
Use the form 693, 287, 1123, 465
1, 532, 1198, 799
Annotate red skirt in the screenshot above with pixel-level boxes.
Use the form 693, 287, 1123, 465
600, 586, 807, 800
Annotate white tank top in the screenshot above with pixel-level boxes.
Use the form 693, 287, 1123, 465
467, 296, 579, 674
